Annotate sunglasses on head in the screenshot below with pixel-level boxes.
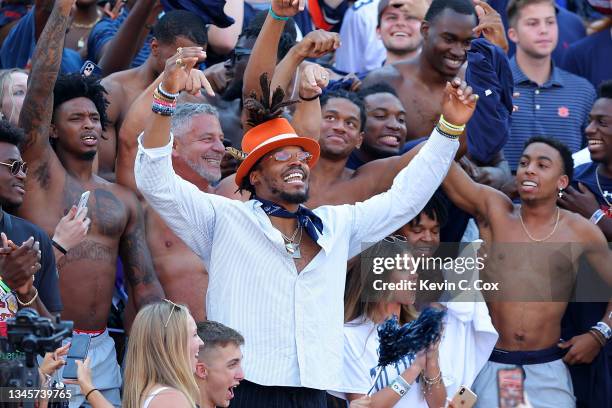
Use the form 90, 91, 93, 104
163, 298, 186, 328
264, 151, 313, 164
0, 160, 27, 176
383, 234, 408, 243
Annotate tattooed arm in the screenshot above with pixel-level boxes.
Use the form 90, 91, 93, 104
119, 189, 164, 309
18, 0, 73, 188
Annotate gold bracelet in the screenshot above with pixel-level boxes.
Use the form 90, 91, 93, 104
437, 122, 464, 136
439, 114, 466, 131
16, 287, 38, 306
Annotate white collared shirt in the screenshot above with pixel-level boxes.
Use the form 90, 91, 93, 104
134, 129, 458, 390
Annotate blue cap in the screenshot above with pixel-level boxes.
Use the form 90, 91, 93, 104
161, 0, 235, 28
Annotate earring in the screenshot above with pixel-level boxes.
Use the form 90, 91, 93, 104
558, 188, 565, 199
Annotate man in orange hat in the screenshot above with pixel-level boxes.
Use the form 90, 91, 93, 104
134, 21, 477, 404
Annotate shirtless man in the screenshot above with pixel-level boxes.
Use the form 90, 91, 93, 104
17, 0, 163, 405
364, 0, 507, 141
99, 10, 208, 179
442, 136, 612, 407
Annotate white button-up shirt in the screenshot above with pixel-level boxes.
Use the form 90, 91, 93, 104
134, 129, 458, 390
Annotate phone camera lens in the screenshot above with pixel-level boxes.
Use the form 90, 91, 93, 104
460, 388, 465, 395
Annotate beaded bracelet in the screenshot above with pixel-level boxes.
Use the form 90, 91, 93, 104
157, 83, 179, 100
152, 84, 177, 116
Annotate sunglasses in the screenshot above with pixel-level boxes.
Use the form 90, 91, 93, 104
0, 160, 27, 176
264, 151, 313, 164
163, 299, 185, 328
383, 234, 408, 243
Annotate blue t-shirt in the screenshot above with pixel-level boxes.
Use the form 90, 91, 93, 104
0, 211, 63, 314
0, 7, 82, 73
87, 7, 152, 68
561, 29, 612, 89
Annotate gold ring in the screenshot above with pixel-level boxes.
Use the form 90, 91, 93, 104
176, 58, 184, 67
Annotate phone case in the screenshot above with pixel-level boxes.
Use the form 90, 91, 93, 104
451, 386, 478, 408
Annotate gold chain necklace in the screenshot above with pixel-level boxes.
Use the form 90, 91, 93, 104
519, 207, 560, 242
595, 164, 612, 209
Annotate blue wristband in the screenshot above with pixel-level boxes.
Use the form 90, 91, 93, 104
269, 7, 289, 21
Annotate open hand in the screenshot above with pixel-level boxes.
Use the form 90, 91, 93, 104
40, 343, 70, 377
440, 78, 478, 126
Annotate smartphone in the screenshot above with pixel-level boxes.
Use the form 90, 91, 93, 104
497, 367, 524, 408
62, 334, 91, 380
80, 60, 102, 78
451, 385, 478, 408
76, 191, 90, 216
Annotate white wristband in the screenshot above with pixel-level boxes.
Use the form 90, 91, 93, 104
390, 377, 411, 398
590, 209, 605, 225
592, 321, 611, 340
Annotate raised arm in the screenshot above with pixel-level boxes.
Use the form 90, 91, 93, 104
135, 49, 223, 261
97, 0, 159, 75
242, 0, 304, 104
19, 0, 73, 182
119, 190, 164, 308
291, 63, 330, 140
34, 0, 54, 40
348, 80, 478, 255
116, 74, 163, 193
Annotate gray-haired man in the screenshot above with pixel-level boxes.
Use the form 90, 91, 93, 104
146, 103, 225, 322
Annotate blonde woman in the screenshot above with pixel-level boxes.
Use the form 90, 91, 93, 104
0, 68, 28, 125
123, 300, 204, 408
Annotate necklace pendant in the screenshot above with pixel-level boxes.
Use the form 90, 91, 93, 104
285, 242, 295, 254
78, 38, 85, 49
292, 245, 301, 259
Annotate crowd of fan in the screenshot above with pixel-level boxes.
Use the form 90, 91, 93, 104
0, 0, 610, 406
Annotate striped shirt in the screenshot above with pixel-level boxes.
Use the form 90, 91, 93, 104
134, 129, 458, 390
503, 57, 596, 171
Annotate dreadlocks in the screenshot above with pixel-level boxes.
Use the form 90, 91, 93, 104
243, 73, 299, 128
238, 73, 300, 196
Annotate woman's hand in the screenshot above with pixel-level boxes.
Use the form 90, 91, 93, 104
64, 357, 95, 395
39, 343, 70, 377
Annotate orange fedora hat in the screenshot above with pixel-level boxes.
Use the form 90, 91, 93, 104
234, 118, 320, 186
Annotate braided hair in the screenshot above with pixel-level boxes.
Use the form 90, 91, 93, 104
238, 73, 300, 196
